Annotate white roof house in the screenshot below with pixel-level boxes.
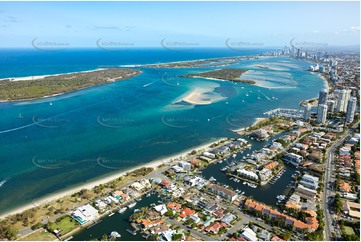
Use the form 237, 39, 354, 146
154, 204, 168, 215
241, 227, 258, 241
72, 204, 98, 224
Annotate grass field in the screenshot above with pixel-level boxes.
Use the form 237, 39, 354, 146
21, 229, 57, 241
48, 215, 79, 235
343, 226, 356, 235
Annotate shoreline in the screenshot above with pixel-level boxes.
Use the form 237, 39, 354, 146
231, 117, 266, 133
0, 138, 224, 219
0, 68, 142, 103
0, 68, 107, 82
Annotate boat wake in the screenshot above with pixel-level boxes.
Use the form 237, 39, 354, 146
143, 81, 156, 88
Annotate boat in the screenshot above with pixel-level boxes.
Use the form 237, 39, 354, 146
241, 191, 245, 195
133, 209, 140, 213
126, 229, 137, 236
246, 93, 249, 97
118, 207, 127, 213
135, 197, 142, 202
146, 193, 151, 197
243, 181, 246, 185
209, 176, 217, 182
108, 212, 115, 217
18, 113, 24, 119
0, 179, 7, 188
218, 160, 223, 164
232, 154, 237, 158
127, 202, 137, 208
110, 231, 121, 238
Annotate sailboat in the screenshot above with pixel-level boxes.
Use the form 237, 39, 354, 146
257, 94, 261, 100
18, 113, 24, 119
245, 93, 249, 97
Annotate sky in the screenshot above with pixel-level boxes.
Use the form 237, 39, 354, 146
0, 1, 360, 48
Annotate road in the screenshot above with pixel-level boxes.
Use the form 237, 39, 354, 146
322, 123, 358, 241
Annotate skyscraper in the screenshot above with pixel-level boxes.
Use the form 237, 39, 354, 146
336, 89, 351, 112
346, 97, 357, 123
327, 100, 336, 113
318, 89, 328, 106
317, 104, 328, 123
303, 104, 312, 120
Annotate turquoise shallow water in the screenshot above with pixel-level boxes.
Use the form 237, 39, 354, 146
0, 49, 325, 214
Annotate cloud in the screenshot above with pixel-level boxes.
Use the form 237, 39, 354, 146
312, 30, 320, 34
4, 15, 19, 23
65, 25, 72, 29
350, 26, 360, 32
93, 25, 121, 30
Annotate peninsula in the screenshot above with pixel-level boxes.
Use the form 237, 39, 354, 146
0, 68, 141, 101
182, 68, 256, 84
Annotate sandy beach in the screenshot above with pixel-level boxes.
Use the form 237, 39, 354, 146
231, 117, 266, 133
0, 138, 224, 219
182, 90, 212, 105
0, 68, 106, 82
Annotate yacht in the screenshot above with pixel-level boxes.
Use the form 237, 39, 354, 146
127, 202, 137, 209
118, 207, 127, 214
209, 176, 217, 182
110, 231, 121, 239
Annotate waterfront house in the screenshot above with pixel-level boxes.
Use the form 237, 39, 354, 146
300, 174, 319, 190
136, 219, 164, 229
154, 204, 168, 215
71, 204, 99, 224
282, 153, 303, 166
179, 161, 192, 171
237, 169, 259, 181
264, 161, 278, 169
295, 184, 317, 198
202, 152, 216, 159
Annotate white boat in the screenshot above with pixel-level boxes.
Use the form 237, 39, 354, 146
128, 202, 137, 208
243, 181, 246, 185
218, 160, 223, 164
209, 176, 217, 182
118, 207, 127, 213
110, 231, 121, 238
133, 209, 140, 213
0, 179, 7, 188
18, 113, 24, 119
108, 212, 115, 217
232, 154, 237, 158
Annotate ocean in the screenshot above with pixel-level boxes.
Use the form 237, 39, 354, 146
0, 48, 326, 215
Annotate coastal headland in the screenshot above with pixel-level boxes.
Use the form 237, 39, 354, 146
0, 68, 141, 102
